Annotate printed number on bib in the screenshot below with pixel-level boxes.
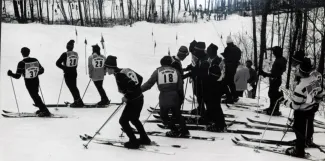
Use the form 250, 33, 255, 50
67, 56, 78, 67
305, 81, 321, 103
127, 71, 139, 85
158, 70, 177, 85
25, 62, 39, 79
93, 59, 104, 68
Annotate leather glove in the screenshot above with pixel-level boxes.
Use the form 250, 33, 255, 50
7, 70, 13, 77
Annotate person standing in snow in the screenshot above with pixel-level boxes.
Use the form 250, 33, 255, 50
104, 55, 151, 149
171, 46, 189, 78
260, 46, 287, 116
281, 58, 323, 158
221, 36, 242, 104
141, 56, 190, 137
88, 44, 110, 106
56, 40, 84, 107
234, 63, 250, 98
289, 50, 324, 148
204, 43, 227, 132
246, 60, 258, 99
7, 47, 51, 117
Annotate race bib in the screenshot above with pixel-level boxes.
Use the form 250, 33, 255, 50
158, 68, 178, 85
126, 71, 139, 85
92, 57, 105, 68
66, 52, 78, 67
25, 62, 39, 79
305, 80, 322, 103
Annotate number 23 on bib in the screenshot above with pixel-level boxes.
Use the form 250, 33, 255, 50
158, 68, 178, 85
25, 62, 40, 79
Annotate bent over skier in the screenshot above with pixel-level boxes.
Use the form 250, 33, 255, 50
7, 47, 51, 117
104, 55, 151, 149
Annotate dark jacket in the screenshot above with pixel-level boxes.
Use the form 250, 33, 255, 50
11, 57, 44, 80
171, 56, 184, 77
247, 67, 258, 86
263, 57, 287, 79
222, 44, 241, 65
114, 68, 143, 101
56, 51, 79, 75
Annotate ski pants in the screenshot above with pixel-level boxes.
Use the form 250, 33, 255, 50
160, 104, 188, 132
247, 84, 257, 99
119, 96, 148, 141
268, 78, 282, 112
93, 80, 108, 101
25, 78, 47, 111
224, 63, 238, 100
236, 91, 244, 97
64, 73, 82, 102
192, 78, 205, 116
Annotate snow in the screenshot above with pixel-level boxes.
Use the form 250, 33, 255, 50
1, 15, 325, 161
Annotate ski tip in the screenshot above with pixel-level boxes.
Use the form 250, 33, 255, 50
234, 137, 240, 141
157, 124, 166, 129
231, 138, 238, 144
80, 135, 87, 141
241, 135, 248, 140
246, 118, 253, 122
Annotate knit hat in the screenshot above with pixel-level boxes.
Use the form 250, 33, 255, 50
92, 44, 101, 53
160, 56, 172, 66
21, 47, 30, 57
189, 40, 197, 53
194, 42, 206, 51
104, 55, 117, 68
66, 40, 75, 50
292, 50, 305, 64
226, 36, 233, 44
298, 58, 313, 77
177, 46, 189, 60
207, 43, 218, 57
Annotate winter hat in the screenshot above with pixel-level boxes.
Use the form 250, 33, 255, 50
298, 58, 313, 77
189, 40, 197, 53
160, 56, 172, 66
92, 44, 101, 54
207, 43, 218, 57
104, 55, 117, 68
292, 50, 305, 64
66, 40, 75, 50
21, 47, 30, 57
177, 46, 189, 59
194, 42, 206, 51
269, 46, 283, 57
226, 36, 233, 44
246, 60, 253, 68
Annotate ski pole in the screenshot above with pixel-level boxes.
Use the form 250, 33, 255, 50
254, 97, 283, 153
278, 108, 293, 144
10, 77, 20, 114
255, 76, 262, 118
81, 79, 92, 100
56, 77, 64, 111
39, 85, 46, 105
181, 77, 189, 111
83, 103, 124, 149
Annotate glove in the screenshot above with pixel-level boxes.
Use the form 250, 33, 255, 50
7, 70, 13, 77
122, 97, 128, 103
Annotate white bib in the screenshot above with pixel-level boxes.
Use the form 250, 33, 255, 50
158, 68, 178, 85
25, 62, 39, 79
66, 52, 78, 67
92, 56, 105, 68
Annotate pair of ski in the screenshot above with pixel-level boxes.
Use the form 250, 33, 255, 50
145, 116, 247, 125
42, 101, 122, 108
148, 107, 236, 118
248, 118, 325, 130
232, 136, 325, 161
1, 110, 68, 118
80, 134, 188, 155
185, 96, 263, 108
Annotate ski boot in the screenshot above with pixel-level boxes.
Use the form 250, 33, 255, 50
166, 130, 180, 137
124, 140, 140, 149
70, 99, 85, 108
97, 99, 110, 106
37, 109, 52, 117
221, 99, 234, 104
285, 147, 307, 158
179, 128, 190, 137
137, 136, 151, 145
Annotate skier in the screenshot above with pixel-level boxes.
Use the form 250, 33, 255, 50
234, 63, 250, 98
141, 56, 190, 137
104, 55, 151, 149
88, 44, 110, 105
204, 43, 227, 131
170, 46, 189, 78
7, 47, 51, 117
246, 60, 258, 99
290, 50, 324, 148
281, 58, 323, 158
56, 40, 84, 107
221, 36, 242, 104
260, 46, 287, 116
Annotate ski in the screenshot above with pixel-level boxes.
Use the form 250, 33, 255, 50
144, 118, 247, 125
156, 124, 261, 135
249, 118, 325, 130
245, 123, 325, 133
151, 112, 235, 119
186, 96, 263, 107
232, 138, 325, 161
156, 123, 234, 130
149, 107, 236, 118
63, 101, 122, 108
2, 110, 67, 118
80, 134, 187, 149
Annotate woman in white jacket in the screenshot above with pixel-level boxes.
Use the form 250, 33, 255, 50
234, 63, 250, 99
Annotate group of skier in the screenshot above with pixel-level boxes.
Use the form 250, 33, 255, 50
6, 36, 325, 155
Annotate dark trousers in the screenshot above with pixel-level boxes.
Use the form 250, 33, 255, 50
193, 78, 205, 116
93, 80, 108, 101
268, 78, 282, 112
64, 73, 81, 101
224, 64, 238, 100
25, 78, 47, 111
236, 91, 244, 97
119, 96, 148, 141
205, 82, 226, 128
248, 84, 257, 99
160, 104, 187, 132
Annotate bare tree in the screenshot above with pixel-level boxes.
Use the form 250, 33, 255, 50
47, 0, 50, 23
251, 0, 257, 69
259, 0, 272, 72
29, 0, 34, 22
57, 0, 69, 24
39, 0, 43, 22
78, 0, 84, 26
13, 0, 21, 22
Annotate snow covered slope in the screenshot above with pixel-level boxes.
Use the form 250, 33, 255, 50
1, 15, 325, 161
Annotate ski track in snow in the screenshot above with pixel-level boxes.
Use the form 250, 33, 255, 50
1, 15, 325, 161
